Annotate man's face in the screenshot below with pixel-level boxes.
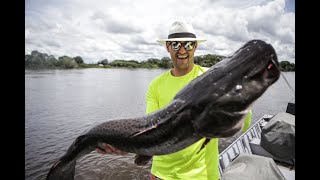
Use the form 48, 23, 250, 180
166, 41, 197, 69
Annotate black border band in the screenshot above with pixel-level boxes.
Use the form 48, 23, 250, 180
168, 32, 196, 39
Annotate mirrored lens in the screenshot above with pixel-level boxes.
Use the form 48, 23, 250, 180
184, 42, 195, 50
171, 42, 181, 51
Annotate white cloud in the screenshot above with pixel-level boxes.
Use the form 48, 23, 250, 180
25, 0, 295, 63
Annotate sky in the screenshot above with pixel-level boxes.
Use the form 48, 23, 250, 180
25, 0, 295, 64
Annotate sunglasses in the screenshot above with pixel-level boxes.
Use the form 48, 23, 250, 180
168, 41, 196, 51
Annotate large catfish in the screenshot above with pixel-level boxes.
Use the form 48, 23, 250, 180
47, 39, 280, 180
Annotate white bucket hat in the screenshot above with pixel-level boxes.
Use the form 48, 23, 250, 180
157, 21, 206, 44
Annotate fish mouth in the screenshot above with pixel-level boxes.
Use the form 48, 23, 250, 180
234, 56, 280, 109
247, 55, 280, 86
218, 55, 281, 110
262, 59, 280, 83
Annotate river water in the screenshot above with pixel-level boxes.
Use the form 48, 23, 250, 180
25, 68, 295, 180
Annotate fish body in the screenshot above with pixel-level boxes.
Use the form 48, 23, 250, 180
47, 39, 280, 180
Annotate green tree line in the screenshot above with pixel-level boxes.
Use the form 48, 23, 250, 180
25, 50, 295, 71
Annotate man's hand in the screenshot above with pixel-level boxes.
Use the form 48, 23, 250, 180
96, 143, 128, 155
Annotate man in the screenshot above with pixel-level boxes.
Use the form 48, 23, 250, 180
97, 20, 252, 180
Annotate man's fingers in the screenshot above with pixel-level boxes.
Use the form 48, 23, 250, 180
96, 143, 127, 155
105, 144, 127, 155
96, 147, 107, 154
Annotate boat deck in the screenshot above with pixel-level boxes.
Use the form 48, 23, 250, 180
218, 114, 295, 180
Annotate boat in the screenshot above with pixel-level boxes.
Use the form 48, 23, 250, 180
218, 102, 295, 180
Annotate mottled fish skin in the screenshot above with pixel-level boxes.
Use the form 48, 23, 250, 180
46, 39, 280, 180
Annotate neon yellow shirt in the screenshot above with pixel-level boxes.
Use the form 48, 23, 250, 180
145, 64, 251, 180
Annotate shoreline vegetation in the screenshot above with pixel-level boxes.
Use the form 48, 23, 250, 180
25, 50, 295, 71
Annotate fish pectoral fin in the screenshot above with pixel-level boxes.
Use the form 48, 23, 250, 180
134, 155, 152, 166
130, 124, 158, 137
130, 99, 187, 138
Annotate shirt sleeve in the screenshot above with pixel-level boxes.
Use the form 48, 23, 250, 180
242, 109, 252, 132
145, 80, 159, 114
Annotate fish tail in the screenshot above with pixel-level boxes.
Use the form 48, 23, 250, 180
46, 135, 97, 180
46, 159, 76, 180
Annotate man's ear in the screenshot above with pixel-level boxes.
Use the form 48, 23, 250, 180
194, 42, 198, 50
166, 42, 170, 52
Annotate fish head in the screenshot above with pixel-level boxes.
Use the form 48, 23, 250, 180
193, 39, 280, 138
